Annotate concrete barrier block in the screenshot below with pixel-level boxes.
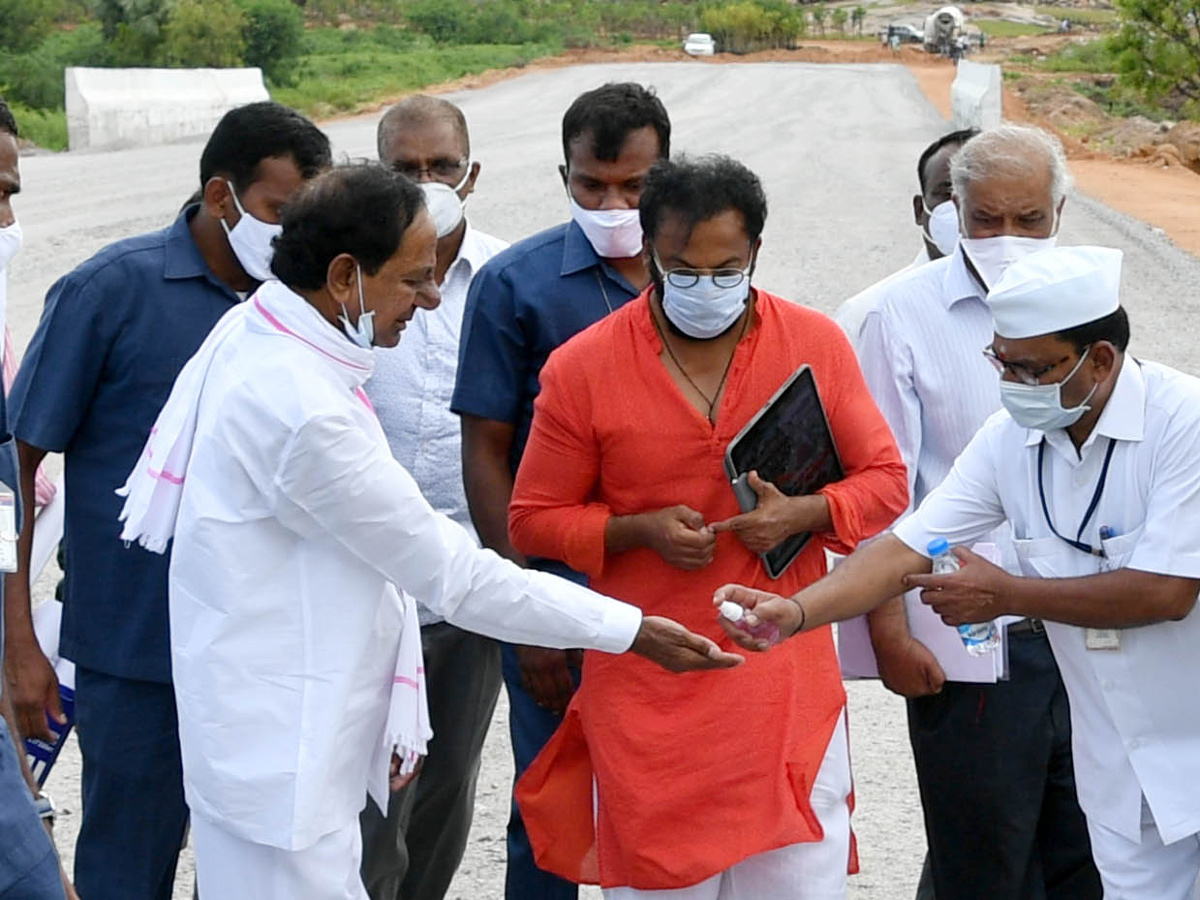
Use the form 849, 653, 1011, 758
65, 67, 270, 152
950, 60, 1003, 131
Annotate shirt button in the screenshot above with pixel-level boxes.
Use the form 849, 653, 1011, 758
1104, 681, 1116, 691
1129, 738, 1141, 750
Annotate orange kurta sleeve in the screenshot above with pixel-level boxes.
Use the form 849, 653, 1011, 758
509, 344, 612, 577
813, 320, 909, 555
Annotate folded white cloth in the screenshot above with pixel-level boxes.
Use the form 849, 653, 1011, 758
369, 589, 433, 810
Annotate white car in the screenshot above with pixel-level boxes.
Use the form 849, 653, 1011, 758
683, 33, 716, 56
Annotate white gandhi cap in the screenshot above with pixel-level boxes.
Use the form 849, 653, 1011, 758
986, 245, 1123, 339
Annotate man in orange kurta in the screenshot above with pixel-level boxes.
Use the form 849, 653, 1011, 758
508, 155, 909, 899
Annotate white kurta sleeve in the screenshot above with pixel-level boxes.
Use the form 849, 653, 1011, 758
273, 410, 643, 653
894, 416, 1008, 556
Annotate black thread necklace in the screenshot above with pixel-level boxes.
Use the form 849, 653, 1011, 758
652, 303, 748, 424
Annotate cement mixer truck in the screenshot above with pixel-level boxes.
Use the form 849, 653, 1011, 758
923, 6, 965, 55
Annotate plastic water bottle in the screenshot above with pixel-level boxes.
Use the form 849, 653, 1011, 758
719, 600, 782, 647
927, 538, 999, 656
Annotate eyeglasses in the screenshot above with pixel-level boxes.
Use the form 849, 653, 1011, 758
652, 250, 751, 289
982, 346, 1083, 386
391, 158, 467, 180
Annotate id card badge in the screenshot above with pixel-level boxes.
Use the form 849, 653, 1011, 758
0, 482, 16, 573
1085, 628, 1120, 651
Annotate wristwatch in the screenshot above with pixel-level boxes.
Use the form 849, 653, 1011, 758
33, 793, 56, 828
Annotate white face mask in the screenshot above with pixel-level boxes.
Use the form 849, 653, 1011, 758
654, 251, 752, 341
999, 347, 1097, 431
0, 218, 22, 270
960, 231, 1058, 292
0, 219, 20, 355
420, 164, 471, 239
339, 263, 376, 349
922, 200, 960, 257
220, 180, 283, 283
568, 195, 643, 259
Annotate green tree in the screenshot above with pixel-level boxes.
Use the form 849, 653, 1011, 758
159, 0, 248, 65
1110, 0, 1200, 106
94, 0, 173, 64
851, 5, 866, 35
831, 7, 848, 34
237, 0, 305, 83
811, 3, 827, 36
0, 0, 57, 52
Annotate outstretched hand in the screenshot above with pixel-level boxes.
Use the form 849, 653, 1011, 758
904, 545, 1011, 625
630, 615, 744, 672
711, 584, 805, 651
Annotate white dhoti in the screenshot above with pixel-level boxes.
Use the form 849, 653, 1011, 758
191, 812, 370, 900
603, 712, 852, 900
1085, 801, 1200, 900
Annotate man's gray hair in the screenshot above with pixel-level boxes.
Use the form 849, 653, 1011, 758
950, 123, 1073, 205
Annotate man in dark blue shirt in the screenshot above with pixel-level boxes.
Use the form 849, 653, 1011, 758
2, 101, 330, 900
0, 93, 69, 900
451, 82, 670, 900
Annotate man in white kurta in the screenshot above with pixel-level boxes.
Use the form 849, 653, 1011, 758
717, 246, 1200, 899
118, 164, 738, 899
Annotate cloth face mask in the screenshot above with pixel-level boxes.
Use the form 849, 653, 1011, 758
569, 196, 643, 259
420, 165, 472, 239
0, 219, 22, 271
655, 252, 752, 341
960, 231, 1058, 291
922, 200, 960, 257
999, 348, 1097, 431
221, 180, 283, 283
339, 263, 376, 349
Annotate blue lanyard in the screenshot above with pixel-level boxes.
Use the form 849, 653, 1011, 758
1037, 437, 1116, 558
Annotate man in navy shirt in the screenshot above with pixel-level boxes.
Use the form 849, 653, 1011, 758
2, 101, 330, 900
0, 94, 69, 900
451, 82, 669, 900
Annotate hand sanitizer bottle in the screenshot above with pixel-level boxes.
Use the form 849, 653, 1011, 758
719, 600, 782, 647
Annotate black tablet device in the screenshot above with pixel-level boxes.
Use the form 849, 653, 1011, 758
723, 365, 844, 578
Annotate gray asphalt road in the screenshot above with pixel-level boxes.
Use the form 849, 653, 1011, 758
12, 61, 1200, 900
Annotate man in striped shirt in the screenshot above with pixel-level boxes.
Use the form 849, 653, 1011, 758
854, 124, 1102, 900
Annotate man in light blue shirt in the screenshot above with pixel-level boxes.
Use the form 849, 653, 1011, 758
362, 95, 508, 900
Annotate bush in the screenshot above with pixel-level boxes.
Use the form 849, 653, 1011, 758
7, 100, 67, 150
1111, 0, 1200, 105
158, 0, 247, 66
0, 22, 108, 109
237, 0, 305, 84
0, 0, 58, 52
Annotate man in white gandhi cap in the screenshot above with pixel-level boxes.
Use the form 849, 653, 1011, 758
716, 245, 1200, 898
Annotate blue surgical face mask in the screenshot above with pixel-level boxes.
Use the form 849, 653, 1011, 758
653, 251, 752, 341
339, 263, 376, 349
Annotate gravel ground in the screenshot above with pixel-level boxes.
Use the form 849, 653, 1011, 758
10, 61, 1200, 899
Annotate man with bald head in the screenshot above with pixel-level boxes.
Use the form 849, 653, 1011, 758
853, 125, 1102, 899
361, 95, 508, 900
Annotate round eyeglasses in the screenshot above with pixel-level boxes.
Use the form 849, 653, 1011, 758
652, 250, 751, 289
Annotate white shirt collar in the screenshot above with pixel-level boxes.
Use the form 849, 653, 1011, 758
443, 222, 490, 285
940, 244, 985, 310
1023, 354, 1145, 450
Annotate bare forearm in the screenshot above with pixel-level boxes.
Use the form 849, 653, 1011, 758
789, 494, 832, 535
606, 514, 653, 555
867, 593, 911, 644
797, 535, 929, 631
1002, 568, 1199, 628
0, 691, 37, 793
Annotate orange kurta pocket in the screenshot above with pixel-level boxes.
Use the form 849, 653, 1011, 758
515, 703, 600, 884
